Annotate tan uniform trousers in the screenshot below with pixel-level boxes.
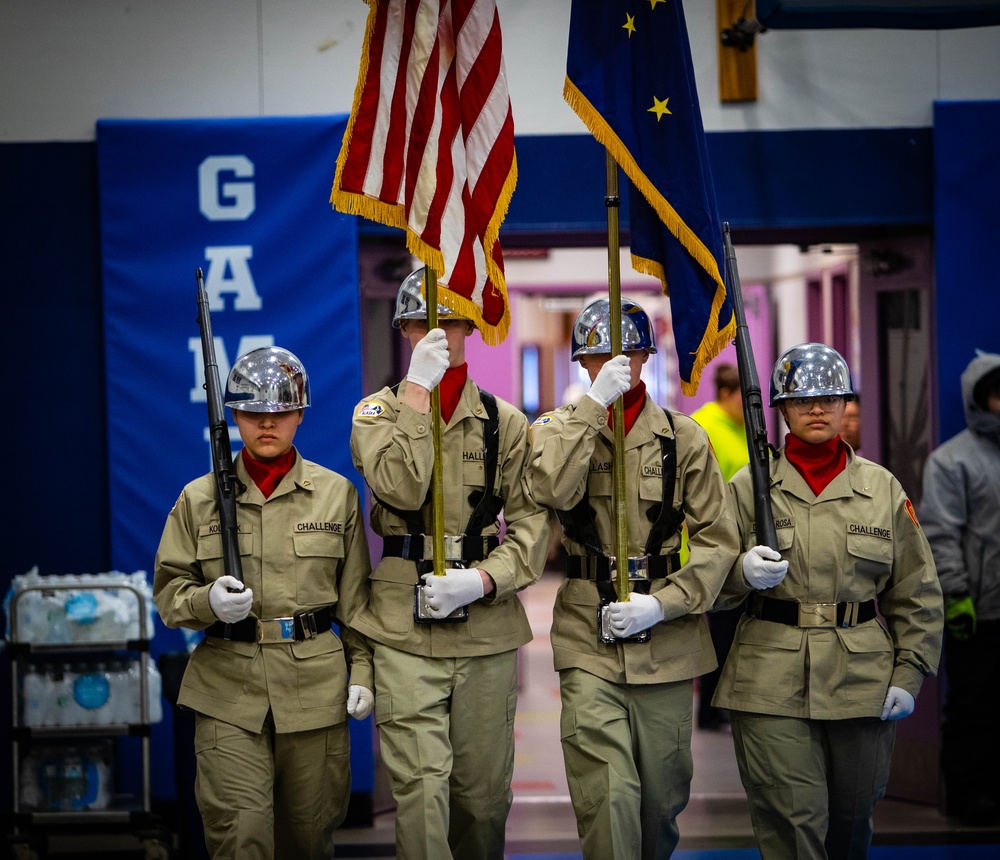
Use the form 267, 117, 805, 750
559, 668, 694, 860
730, 710, 896, 860
193, 711, 350, 860
372, 644, 518, 860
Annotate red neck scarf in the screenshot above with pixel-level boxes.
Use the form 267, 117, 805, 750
608, 381, 647, 436
241, 447, 296, 499
784, 433, 847, 496
439, 363, 468, 424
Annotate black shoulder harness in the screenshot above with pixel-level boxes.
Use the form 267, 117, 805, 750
556, 407, 682, 556
367, 386, 503, 538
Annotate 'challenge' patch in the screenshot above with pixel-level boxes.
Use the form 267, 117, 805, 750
357, 402, 384, 418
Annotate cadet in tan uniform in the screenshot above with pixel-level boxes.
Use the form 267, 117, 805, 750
526, 297, 740, 860
713, 343, 944, 860
349, 270, 549, 860
154, 347, 374, 860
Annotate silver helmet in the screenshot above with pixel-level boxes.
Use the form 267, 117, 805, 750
571, 297, 657, 360
225, 346, 311, 412
392, 268, 469, 327
769, 343, 854, 407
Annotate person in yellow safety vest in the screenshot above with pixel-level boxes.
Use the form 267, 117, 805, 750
691, 363, 750, 483
689, 363, 751, 731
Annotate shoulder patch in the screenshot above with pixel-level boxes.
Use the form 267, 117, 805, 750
904, 498, 920, 530
356, 402, 385, 418
531, 415, 552, 426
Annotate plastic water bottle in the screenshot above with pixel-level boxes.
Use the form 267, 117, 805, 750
52, 663, 76, 726
22, 665, 44, 727
146, 660, 163, 724
106, 660, 128, 725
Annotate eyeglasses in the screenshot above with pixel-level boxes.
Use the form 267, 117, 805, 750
784, 395, 845, 414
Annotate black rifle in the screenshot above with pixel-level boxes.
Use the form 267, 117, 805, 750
196, 267, 245, 585
722, 224, 778, 550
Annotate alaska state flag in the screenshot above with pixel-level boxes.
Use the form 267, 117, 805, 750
565, 0, 734, 394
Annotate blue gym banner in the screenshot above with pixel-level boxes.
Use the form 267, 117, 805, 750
98, 114, 360, 604
97, 116, 365, 797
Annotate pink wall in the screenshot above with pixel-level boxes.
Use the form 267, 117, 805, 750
466, 328, 517, 405
673, 282, 777, 442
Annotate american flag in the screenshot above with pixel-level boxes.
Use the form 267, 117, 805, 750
332, 0, 516, 345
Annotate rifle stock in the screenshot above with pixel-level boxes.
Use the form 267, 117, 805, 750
722, 224, 778, 550
196, 268, 245, 585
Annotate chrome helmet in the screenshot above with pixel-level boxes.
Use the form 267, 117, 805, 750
769, 342, 855, 407
571, 297, 657, 360
225, 346, 311, 412
392, 268, 469, 327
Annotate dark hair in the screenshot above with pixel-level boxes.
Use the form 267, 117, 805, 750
714, 363, 740, 396
973, 367, 1000, 409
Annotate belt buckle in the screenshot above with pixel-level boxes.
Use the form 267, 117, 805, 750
420, 534, 465, 562
256, 618, 297, 643
443, 535, 464, 562
798, 603, 837, 627
609, 556, 649, 581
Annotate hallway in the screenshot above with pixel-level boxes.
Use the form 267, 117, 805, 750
334, 570, 1000, 857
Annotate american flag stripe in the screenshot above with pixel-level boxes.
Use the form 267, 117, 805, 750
332, 0, 514, 345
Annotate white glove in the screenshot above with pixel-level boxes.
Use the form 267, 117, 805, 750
406, 328, 450, 390
586, 355, 631, 407
606, 592, 664, 638
742, 545, 789, 590
347, 685, 374, 720
208, 575, 253, 624
881, 686, 915, 721
420, 569, 485, 619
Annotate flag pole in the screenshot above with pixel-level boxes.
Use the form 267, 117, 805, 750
605, 152, 630, 604
423, 265, 447, 577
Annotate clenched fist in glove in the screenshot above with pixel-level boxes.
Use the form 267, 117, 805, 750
742, 545, 788, 590
586, 355, 632, 407
347, 685, 374, 721
881, 686, 915, 721
421, 569, 486, 619
208, 576, 254, 624
606, 592, 664, 638
406, 328, 450, 390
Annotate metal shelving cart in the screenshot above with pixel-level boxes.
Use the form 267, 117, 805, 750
5, 578, 170, 859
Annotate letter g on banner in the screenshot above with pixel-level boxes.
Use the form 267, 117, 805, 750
199, 155, 255, 220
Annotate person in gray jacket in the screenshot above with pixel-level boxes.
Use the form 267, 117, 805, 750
920, 349, 1000, 827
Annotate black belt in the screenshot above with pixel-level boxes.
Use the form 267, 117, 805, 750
747, 595, 876, 629
206, 605, 336, 643
566, 553, 679, 582
382, 534, 500, 563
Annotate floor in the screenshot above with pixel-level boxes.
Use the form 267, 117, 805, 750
333, 570, 1000, 859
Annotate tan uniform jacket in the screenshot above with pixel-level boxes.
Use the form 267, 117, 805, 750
349, 378, 550, 657
153, 449, 374, 733
713, 448, 944, 719
527, 395, 740, 685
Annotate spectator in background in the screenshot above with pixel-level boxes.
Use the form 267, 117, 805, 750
920, 349, 1000, 827
690, 363, 749, 730
841, 395, 862, 453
